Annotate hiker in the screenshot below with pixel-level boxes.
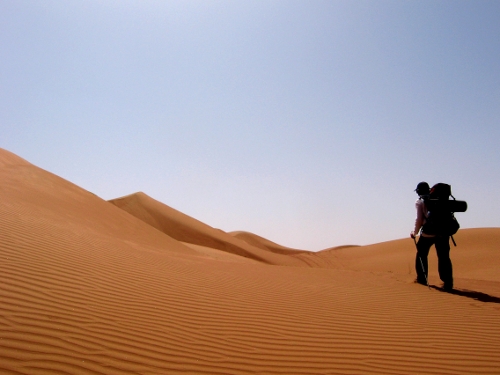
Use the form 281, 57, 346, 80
410, 182, 454, 290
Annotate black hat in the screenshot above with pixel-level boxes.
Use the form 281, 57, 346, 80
415, 182, 430, 195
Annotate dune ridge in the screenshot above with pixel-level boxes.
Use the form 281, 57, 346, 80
108, 192, 311, 267
1, 148, 500, 375
0, 148, 31, 167
228, 231, 307, 255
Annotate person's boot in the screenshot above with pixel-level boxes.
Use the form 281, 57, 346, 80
415, 278, 427, 286
443, 282, 453, 291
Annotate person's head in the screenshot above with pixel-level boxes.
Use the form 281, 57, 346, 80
415, 182, 430, 196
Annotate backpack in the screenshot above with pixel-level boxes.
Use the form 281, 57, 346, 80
422, 183, 467, 238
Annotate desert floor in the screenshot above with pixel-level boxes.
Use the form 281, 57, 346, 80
1, 148, 499, 375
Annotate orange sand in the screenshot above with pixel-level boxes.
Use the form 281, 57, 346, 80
1, 148, 499, 374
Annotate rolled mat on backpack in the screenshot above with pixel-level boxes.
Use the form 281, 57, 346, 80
425, 199, 468, 213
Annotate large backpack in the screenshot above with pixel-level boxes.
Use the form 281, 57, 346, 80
422, 183, 467, 238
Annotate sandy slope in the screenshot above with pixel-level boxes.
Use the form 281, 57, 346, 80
228, 231, 307, 255
108, 192, 308, 267
316, 228, 500, 297
1, 148, 500, 375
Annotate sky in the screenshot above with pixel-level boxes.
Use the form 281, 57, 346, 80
2, 0, 499, 250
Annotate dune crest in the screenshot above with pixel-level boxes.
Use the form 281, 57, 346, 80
108, 192, 311, 267
0, 148, 32, 167
229, 230, 307, 255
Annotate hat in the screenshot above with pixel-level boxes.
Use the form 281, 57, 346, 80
415, 182, 430, 195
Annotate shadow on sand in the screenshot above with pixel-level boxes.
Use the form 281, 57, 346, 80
430, 286, 500, 304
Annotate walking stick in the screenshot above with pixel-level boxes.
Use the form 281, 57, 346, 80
451, 235, 457, 247
413, 237, 430, 289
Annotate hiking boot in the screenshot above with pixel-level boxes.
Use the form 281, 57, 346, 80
415, 278, 427, 286
443, 282, 453, 291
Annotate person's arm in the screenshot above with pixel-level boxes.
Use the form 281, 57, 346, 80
411, 200, 426, 238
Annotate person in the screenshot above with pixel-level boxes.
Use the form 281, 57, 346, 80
410, 182, 454, 290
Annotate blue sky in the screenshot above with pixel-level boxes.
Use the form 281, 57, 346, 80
2, 0, 499, 250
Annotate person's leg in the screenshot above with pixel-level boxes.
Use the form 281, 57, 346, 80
416, 236, 433, 284
435, 236, 453, 289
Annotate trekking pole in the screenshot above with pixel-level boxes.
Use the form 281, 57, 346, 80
451, 235, 457, 247
413, 237, 430, 289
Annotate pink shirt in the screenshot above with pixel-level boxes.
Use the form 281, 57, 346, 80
413, 199, 434, 237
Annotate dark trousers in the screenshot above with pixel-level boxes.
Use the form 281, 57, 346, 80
416, 236, 453, 286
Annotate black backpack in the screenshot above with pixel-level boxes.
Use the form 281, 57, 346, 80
422, 183, 467, 240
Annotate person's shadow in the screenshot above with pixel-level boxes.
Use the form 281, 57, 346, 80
430, 285, 500, 303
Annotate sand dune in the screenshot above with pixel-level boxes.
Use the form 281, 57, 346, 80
316, 228, 500, 296
229, 231, 307, 255
108, 192, 308, 267
1, 148, 500, 375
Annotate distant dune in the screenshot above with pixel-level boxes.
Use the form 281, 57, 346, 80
1, 147, 500, 375
228, 230, 307, 255
108, 192, 308, 267
316, 229, 500, 294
